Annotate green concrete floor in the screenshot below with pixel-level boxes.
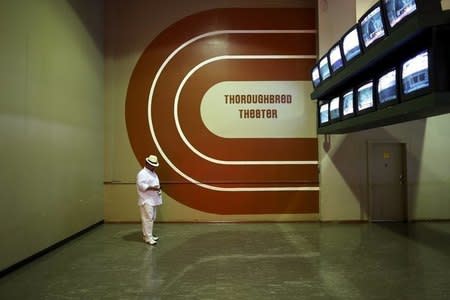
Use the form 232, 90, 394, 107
0, 222, 449, 299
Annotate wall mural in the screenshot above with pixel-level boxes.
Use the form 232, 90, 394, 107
125, 8, 319, 214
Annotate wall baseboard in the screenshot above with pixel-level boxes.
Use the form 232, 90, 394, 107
320, 220, 368, 224
409, 219, 450, 222
0, 220, 104, 278
106, 219, 450, 224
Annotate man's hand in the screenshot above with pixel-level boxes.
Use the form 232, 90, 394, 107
147, 185, 160, 192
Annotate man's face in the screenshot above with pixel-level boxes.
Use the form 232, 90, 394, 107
146, 162, 156, 171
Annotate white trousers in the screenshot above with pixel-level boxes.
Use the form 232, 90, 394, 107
140, 203, 157, 241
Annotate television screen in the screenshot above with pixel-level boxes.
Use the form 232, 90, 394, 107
329, 44, 344, 73
360, 5, 386, 47
342, 90, 355, 117
319, 56, 331, 80
319, 102, 330, 125
342, 27, 362, 62
357, 81, 375, 111
402, 50, 429, 94
329, 97, 340, 120
312, 66, 321, 88
383, 0, 417, 28
378, 69, 398, 104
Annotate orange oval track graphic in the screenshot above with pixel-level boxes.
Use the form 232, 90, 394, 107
126, 8, 319, 214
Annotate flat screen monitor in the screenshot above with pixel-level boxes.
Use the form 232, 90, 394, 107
401, 50, 430, 95
377, 69, 398, 106
319, 56, 331, 81
329, 97, 340, 121
329, 44, 344, 73
342, 89, 355, 118
357, 81, 375, 113
360, 4, 387, 48
342, 26, 362, 62
312, 66, 321, 88
383, 0, 417, 28
319, 102, 330, 125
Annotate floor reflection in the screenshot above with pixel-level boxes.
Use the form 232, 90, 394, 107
0, 222, 448, 299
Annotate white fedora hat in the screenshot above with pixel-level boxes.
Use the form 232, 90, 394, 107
145, 155, 159, 167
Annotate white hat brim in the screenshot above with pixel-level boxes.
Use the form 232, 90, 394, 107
145, 158, 159, 167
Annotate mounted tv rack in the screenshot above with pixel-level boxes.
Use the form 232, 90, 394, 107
310, 0, 450, 134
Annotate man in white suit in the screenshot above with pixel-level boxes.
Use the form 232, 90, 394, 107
136, 155, 162, 245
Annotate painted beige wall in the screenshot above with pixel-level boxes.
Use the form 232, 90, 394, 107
318, 0, 450, 221
0, 0, 104, 271
104, 0, 317, 222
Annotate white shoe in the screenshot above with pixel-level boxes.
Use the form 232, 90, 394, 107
152, 235, 160, 241
144, 238, 157, 245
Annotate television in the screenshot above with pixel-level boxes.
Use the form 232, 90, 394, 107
382, 0, 417, 29
401, 49, 430, 98
357, 81, 376, 113
311, 65, 321, 88
377, 68, 399, 107
341, 25, 363, 63
319, 55, 331, 81
328, 43, 344, 74
359, 2, 387, 49
342, 89, 356, 119
319, 102, 330, 126
328, 44, 344, 74
329, 97, 341, 121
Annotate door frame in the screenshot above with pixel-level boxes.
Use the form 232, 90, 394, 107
367, 140, 408, 222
